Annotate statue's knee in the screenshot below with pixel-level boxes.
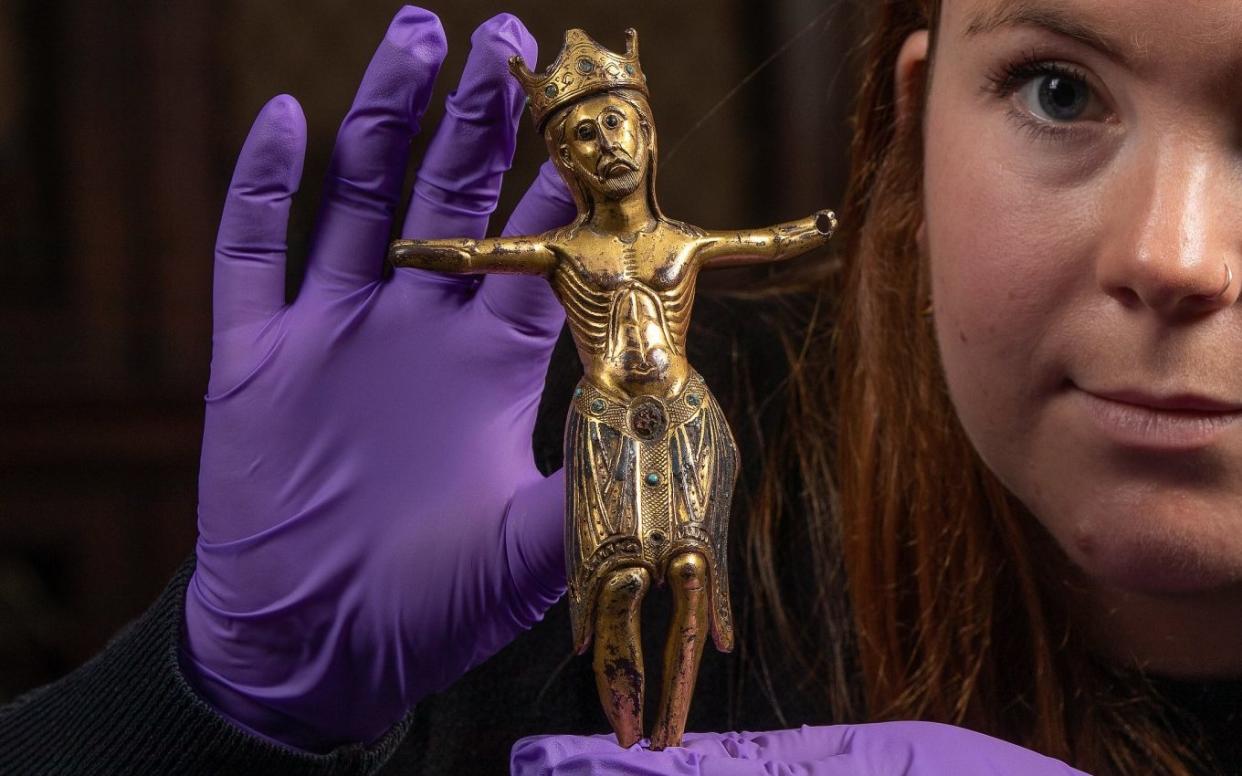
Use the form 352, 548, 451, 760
669, 551, 707, 589
602, 565, 651, 599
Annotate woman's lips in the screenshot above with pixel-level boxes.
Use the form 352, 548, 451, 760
1074, 385, 1242, 451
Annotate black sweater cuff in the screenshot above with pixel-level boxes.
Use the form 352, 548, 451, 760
0, 555, 415, 775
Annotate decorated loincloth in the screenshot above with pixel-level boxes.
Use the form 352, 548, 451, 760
563, 370, 738, 654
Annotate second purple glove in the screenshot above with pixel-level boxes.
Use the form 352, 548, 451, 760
180, 7, 576, 753
511, 724, 1092, 775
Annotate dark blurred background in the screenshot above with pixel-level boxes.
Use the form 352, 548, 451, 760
0, 0, 863, 706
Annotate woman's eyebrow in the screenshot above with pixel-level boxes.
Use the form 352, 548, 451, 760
963, 1, 1132, 67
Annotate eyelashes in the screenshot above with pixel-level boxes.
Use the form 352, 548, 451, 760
983, 50, 1092, 99
983, 50, 1103, 144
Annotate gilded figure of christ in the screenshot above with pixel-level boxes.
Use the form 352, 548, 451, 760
387, 28, 837, 750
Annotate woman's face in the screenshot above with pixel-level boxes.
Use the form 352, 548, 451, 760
918, 1, 1242, 608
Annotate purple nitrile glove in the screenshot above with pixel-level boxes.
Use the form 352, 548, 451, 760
180, 7, 576, 753
511, 724, 1093, 775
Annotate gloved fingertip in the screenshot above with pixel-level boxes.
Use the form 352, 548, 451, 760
233, 95, 307, 198
473, 13, 537, 66
260, 93, 306, 133
445, 13, 536, 123
386, 5, 448, 71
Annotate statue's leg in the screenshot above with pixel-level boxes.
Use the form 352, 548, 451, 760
650, 550, 710, 750
592, 565, 651, 748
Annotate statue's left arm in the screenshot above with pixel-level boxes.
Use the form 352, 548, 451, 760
693, 209, 837, 270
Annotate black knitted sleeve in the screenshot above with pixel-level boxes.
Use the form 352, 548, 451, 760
0, 556, 416, 775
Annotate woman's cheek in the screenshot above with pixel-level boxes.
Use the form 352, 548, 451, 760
924, 128, 1057, 468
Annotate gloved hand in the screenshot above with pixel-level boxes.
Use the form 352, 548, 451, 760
511, 724, 1092, 775
180, 7, 575, 753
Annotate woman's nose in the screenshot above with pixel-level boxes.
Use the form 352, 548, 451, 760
1097, 144, 1240, 319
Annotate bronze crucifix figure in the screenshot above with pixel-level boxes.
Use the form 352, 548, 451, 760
388, 28, 837, 750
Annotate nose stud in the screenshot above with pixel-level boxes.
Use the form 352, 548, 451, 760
1212, 261, 1233, 300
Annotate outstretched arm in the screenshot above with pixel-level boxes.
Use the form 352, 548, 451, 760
694, 209, 837, 270
387, 236, 557, 275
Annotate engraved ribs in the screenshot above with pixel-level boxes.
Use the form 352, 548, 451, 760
550, 256, 697, 363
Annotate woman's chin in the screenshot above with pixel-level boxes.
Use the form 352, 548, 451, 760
1060, 494, 1242, 595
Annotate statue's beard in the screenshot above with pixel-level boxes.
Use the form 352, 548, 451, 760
599, 168, 641, 198
594, 154, 642, 199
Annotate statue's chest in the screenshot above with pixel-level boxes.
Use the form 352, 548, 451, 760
551, 237, 701, 357
564, 245, 690, 293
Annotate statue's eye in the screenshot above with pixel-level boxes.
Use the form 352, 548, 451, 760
576, 123, 596, 141
603, 113, 621, 129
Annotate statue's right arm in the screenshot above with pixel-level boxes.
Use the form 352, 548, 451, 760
387, 236, 557, 276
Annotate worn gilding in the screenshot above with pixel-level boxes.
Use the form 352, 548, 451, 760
387, 27, 837, 750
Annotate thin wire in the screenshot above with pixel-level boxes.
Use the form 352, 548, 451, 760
662, 4, 841, 167
533, 648, 578, 708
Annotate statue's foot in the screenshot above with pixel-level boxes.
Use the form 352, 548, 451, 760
647, 726, 681, 751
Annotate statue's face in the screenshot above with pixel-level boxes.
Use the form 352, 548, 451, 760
555, 93, 652, 200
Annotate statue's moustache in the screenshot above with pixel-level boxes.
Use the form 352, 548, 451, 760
598, 153, 638, 178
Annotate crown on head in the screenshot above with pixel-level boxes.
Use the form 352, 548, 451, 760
509, 28, 649, 132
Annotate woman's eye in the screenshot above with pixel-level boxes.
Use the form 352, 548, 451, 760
1018, 73, 1093, 122
985, 56, 1110, 142
603, 114, 620, 129
577, 124, 596, 141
